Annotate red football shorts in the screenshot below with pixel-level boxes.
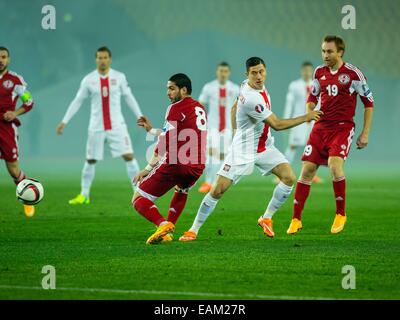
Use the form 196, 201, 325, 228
0, 122, 19, 162
137, 161, 204, 201
301, 123, 355, 166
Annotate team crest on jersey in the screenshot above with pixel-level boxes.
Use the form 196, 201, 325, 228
2, 80, 14, 89
338, 74, 350, 85
255, 104, 264, 113
111, 79, 117, 85
223, 164, 231, 172
102, 86, 109, 97
341, 144, 347, 150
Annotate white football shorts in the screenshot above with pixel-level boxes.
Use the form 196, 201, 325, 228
86, 125, 134, 160
217, 144, 288, 184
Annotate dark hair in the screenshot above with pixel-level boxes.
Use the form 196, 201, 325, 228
169, 73, 192, 94
302, 61, 313, 68
246, 57, 265, 71
323, 35, 345, 57
96, 46, 112, 57
0, 46, 10, 57
217, 61, 230, 69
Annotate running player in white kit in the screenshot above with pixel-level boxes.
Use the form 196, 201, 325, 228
281, 62, 322, 183
197, 62, 239, 193
179, 57, 322, 241
56, 47, 143, 204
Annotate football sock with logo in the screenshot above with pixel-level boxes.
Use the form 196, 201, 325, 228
167, 190, 188, 224
332, 177, 346, 216
13, 170, 26, 185
126, 159, 140, 189
292, 180, 312, 220
81, 162, 95, 198
263, 182, 293, 219
190, 193, 219, 234
284, 147, 297, 164
133, 196, 165, 226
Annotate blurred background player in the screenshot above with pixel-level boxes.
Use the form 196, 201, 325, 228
280, 61, 322, 183
287, 35, 374, 235
179, 57, 322, 241
56, 46, 143, 204
133, 73, 207, 244
0, 47, 35, 217
197, 62, 239, 193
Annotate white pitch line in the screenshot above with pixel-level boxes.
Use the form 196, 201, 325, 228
0, 285, 340, 300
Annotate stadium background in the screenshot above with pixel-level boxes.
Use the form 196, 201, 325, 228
1, 0, 399, 168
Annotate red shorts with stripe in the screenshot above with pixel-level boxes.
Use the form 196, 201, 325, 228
301, 122, 355, 166
0, 122, 19, 162
137, 161, 204, 201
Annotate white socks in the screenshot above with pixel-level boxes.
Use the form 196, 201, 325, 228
263, 182, 293, 219
126, 159, 140, 188
81, 162, 96, 198
190, 193, 219, 234
284, 147, 297, 164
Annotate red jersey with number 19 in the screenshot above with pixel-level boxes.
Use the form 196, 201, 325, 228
307, 62, 374, 128
156, 97, 207, 169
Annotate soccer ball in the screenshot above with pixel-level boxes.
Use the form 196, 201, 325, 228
16, 178, 44, 205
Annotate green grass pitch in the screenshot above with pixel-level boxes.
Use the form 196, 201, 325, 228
0, 161, 399, 299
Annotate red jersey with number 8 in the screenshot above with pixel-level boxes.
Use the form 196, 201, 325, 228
156, 97, 207, 168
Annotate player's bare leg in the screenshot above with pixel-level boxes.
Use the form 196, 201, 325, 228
198, 147, 219, 193
260, 163, 295, 237
69, 159, 96, 204
279, 145, 322, 184
180, 175, 232, 241
5, 160, 34, 217
288, 161, 319, 234
122, 153, 140, 190
328, 156, 347, 234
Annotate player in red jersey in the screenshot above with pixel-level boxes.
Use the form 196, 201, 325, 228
287, 35, 374, 235
132, 73, 207, 244
0, 47, 35, 217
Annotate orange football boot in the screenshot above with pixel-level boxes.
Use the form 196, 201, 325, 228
179, 230, 197, 242
258, 216, 275, 238
287, 218, 302, 234
198, 182, 212, 193
331, 214, 347, 234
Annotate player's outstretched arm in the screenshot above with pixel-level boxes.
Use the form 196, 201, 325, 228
265, 110, 323, 131
137, 116, 162, 136
356, 107, 373, 149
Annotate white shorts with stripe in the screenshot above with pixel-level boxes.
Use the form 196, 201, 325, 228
217, 144, 288, 184
86, 124, 134, 160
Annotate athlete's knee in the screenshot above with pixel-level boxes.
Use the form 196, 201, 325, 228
300, 162, 317, 181
87, 159, 97, 165
281, 171, 296, 186
328, 163, 344, 179
123, 154, 134, 161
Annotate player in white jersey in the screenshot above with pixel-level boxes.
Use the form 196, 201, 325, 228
179, 57, 322, 241
281, 62, 322, 183
56, 47, 143, 204
197, 62, 240, 193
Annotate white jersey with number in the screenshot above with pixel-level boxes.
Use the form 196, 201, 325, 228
61, 68, 143, 132
283, 78, 313, 146
198, 79, 239, 133
228, 80, 274, 165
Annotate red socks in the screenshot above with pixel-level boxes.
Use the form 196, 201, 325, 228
167, 191, 188, 224
293, 180, 311, 220
333, 177, 346, 216
133, 196, 165, 226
